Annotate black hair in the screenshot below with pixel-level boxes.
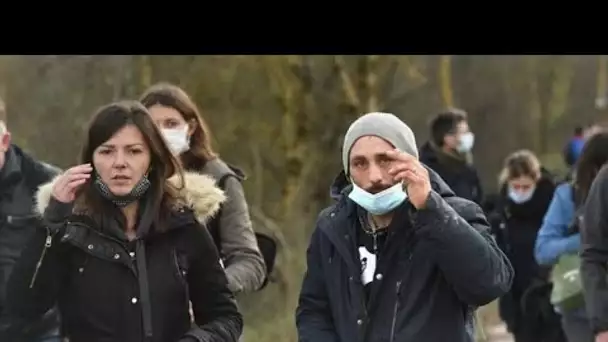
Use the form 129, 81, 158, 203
429, 108, 467, 146
574, 131, 608, 206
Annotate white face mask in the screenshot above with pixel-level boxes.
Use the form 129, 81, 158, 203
508, 185, 536, 204
457, 132, 475, 153
161, 125, 190, 156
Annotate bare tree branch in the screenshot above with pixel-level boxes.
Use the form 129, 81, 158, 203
365, 55, 380, 112
439, 55, 454, 107
334, 55, 361, 109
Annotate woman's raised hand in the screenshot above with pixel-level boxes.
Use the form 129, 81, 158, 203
51, 164, 93, 203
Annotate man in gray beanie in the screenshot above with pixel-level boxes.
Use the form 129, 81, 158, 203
341, 112, 419, 173
296, 112, 513, 342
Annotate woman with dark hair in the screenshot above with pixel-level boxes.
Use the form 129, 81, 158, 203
5, 101, 243, 342
140, 83, 267, 294
535, 131, 608, 342
489, 150, 562, 341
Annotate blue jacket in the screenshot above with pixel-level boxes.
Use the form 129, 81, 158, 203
534, 183, 580, 266
564, 137, 585, 167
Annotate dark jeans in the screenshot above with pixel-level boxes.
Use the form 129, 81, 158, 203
561, 309, 593, 342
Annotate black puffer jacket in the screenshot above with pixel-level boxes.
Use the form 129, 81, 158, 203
296, 167, 513, 342
7, 171, 243, 342
489, 170, 556, 290
487, 171, 563, 340
0, 145, 61, 341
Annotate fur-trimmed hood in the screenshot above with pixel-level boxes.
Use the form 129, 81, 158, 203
34, 171, 227, 224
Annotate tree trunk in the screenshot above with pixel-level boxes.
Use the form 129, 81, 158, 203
334, 55, 361, 112
596, 55, 607, 110
140, 55, 153, 89
356, 55, 380, 113
439, 55, 454, 108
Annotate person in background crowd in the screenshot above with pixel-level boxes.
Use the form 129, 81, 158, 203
535, 131, 608, 342
296, 112, 512, 341
6, 101, 242, 342
563, 126, 585, 169
0, 97, 63, 341
488, 150, 564, 342
562, 124, 604, 183
140, 82, 267, 294
579, 141, 608, 342
419, 108, 484, 204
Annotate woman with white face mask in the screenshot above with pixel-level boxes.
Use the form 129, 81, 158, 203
487, 149, 563, 342
140, 83, 268, 295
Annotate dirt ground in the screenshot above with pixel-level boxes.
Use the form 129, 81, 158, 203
477, 301, 514, 342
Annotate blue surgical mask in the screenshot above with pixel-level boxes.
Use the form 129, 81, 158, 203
508, 186, 535, 204
348, 182, 407, 215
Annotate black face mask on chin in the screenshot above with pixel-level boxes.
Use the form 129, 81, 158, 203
93, 173, 151, 207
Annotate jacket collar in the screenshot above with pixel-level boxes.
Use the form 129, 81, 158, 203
33, 171, 227, 228
0, 146, 22, 188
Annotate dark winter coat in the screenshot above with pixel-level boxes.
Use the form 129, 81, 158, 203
419, 141, 484, 205
0, 145, 62, 341
6, 171, 243, 342
295, 168, 513, 342
581, 164, 608, 335
489, 171, 556, 292
488, 171, 565, 341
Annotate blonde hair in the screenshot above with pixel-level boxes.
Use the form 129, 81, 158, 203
498, 149, 541, 187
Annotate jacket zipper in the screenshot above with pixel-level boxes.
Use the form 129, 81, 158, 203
172, 250, 188, 287
390, 280, 402, 342
29, 227, 53, 288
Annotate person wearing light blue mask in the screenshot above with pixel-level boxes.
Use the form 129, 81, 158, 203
487, 150, 562, 342
296, 112, 513, 342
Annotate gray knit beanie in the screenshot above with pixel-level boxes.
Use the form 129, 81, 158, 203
342, 112, 418, 176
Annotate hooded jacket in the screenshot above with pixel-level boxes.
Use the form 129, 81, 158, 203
419, 141, 483, 205
295, 167, 513, 342
0, 145, 61, 341
6, 171, 243, 342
